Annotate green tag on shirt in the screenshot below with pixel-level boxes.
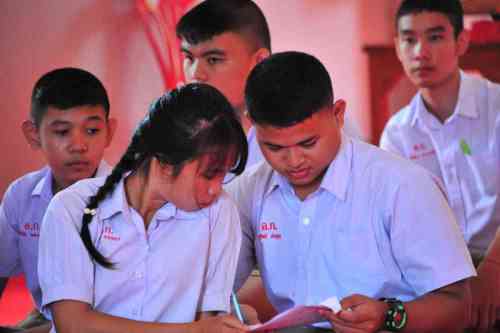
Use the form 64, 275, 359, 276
460, 139, 472, 156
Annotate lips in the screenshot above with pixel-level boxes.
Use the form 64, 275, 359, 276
65, 160, 91, 170
287, 168, 310, 181
412, 66, 434, 75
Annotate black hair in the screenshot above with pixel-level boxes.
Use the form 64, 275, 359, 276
31, 67, 110, 127
176, 0, 271, 52
80, 83, 248, 268
396, 0, 464, 38
245, 51, 333, 127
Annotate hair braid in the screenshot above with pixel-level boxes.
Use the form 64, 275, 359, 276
80, 146, 143, 268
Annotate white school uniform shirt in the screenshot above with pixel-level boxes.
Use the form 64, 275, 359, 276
38, 176, 241, 329
228, 135, 475, 313
0, 161, 110, 309
380, 71, 500, 257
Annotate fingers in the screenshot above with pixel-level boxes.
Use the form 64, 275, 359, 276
219, 315, 249, 332
340, 294, 367, 310
240, 304, 260, 325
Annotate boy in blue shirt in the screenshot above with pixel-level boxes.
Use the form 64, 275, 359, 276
0, 68, 116, 332
229, 51, 475, 333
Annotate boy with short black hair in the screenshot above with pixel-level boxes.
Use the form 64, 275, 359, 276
380, 1, 500, 330
0, 67, 116, 331
228, 51, 475, 333
176, 0, 271, 168
177, 0, 362, 169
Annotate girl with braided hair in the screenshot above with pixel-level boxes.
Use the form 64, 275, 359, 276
38, 83, 249, 333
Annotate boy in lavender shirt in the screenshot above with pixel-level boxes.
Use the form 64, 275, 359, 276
0, 68, 115, 332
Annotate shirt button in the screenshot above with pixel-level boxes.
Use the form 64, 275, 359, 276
303, 217, 311, 226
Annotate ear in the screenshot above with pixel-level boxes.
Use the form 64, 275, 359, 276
105, 118, 117, 148
456, 29, 470, 57
332, 99, 346, 128
252, 47, 270, 67
21, 120, 42, 150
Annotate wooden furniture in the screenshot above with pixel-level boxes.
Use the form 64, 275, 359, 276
364, 43, 500, 144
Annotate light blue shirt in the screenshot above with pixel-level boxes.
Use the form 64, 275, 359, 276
0, 161, 110, 309
228, 136, 475, 313
380, 72, 500, 257
38, 176, 241, 328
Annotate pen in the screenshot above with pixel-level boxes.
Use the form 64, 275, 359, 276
231, 292, 245, 323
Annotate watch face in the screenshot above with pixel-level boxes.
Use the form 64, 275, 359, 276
385, 300, 407, 332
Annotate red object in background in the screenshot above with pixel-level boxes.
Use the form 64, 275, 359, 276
470, 21, 500, 44
137, 0, 196, 90
0, 276, 33, 325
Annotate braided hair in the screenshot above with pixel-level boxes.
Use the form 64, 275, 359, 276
80, 83, 248, 268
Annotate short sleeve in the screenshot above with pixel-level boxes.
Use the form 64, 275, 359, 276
38, 192, 95, 316
379, 121, 406, 157
0, 184, 22, 276
225, 175, 257, 291
388, 170, 476, 296
198, 193, 242, 313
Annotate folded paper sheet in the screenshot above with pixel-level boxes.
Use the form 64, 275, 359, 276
249, 296, 341, 332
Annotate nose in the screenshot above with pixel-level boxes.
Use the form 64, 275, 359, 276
69, 132, 88, 153
286, 147, 304, 169
413, 40, 430, 60
186, 59, 208, 83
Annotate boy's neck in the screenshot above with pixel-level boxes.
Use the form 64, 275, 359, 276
419, 70, 461, 123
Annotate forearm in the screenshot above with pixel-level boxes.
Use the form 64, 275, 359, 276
51, 301, 201, 333
402, 280, 470, 333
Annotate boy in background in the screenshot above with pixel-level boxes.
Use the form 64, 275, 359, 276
0, 67, 116, 332
176, 0, 362, 169
380, 1, 500, 330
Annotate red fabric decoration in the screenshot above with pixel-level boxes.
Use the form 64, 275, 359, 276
137, 0, 196, 90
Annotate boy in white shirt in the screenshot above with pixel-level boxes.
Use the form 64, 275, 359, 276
380, 0, 500, 330
176, 0, 363, 170
229, 50, 475, 333
0, 68, 116, 332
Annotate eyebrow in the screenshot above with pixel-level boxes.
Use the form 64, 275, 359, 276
399, 25, 446, 35
180, 47, 227, 58
48, 115, 104, 127
263, 136, 318, 149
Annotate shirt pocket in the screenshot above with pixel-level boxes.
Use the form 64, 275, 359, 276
327, 230, 388, 297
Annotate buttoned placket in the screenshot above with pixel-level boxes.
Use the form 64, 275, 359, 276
424, 118, 467, 235
295, 193, 319, 305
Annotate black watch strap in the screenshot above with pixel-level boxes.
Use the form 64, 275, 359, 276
380, 298, 407, 332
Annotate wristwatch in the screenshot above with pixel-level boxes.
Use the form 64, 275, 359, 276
380, 298, 407, 332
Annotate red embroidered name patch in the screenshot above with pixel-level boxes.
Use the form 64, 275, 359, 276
257, 222, 282, 240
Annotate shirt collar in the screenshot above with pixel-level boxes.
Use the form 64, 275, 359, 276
318, 134, 352, 201
31, 167, 53, 202
98, 173, 183, 223
454, 70, 478, 119
98, 176, 129, 220
411, 71, 478, 128
264, 134, 352, 202
31, 160, 111, 199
